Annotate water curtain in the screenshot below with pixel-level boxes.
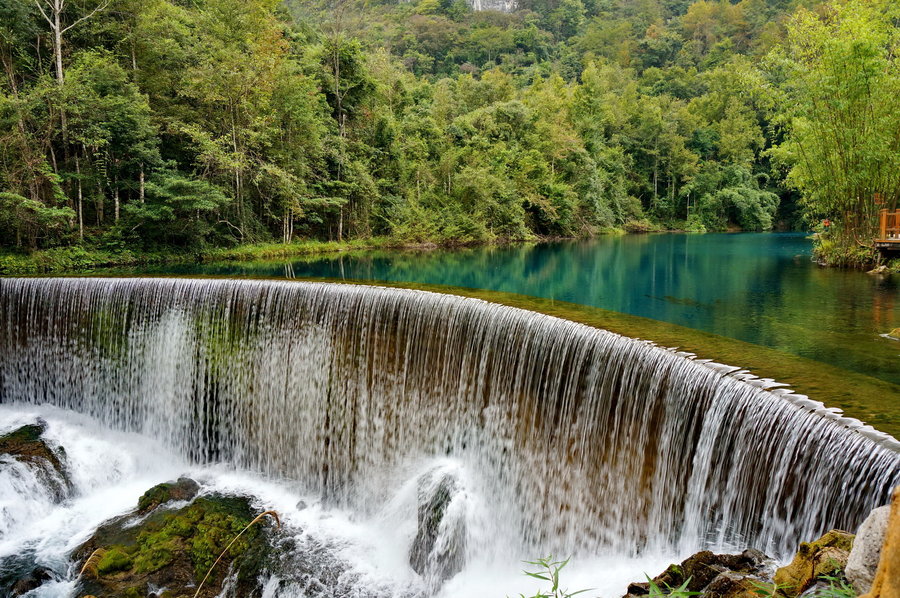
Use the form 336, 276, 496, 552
0, 277, 896, 559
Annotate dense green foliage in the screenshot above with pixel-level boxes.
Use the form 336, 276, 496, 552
769, 0, 900, 263
0, 0, 896, 258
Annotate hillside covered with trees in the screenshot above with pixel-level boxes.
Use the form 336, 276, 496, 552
0, 0, 897, 268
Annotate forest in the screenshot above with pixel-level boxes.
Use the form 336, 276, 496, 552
0, 0, 898, 266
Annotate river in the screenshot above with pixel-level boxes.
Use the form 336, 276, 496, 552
140, 232, 900, 386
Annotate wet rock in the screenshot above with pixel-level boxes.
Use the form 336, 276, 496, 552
0, 419, 66, 476
75, 484, 280, 598
622, 548, 773, 598
10, 566, 54, 596
846, 505, 891, 594
862, 486, 900, 598
774, 529, 854, 597
409, 470, 466, 584
705, 570, 767, 597
137, 477, 201, 514
626, 581, 651, 595
0, 420, 69, 495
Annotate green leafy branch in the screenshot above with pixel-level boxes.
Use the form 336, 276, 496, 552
513, 556, 593, 598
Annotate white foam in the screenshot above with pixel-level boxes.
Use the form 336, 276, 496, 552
0, 406, 689, 598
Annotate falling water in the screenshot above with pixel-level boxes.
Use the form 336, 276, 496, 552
0, 276, 897, 567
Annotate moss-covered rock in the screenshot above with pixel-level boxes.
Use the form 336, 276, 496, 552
623, 549, 773, 597
75, 482, 279, 598
96, 548, 133, 575
137, 477, 201, 515
773, 529, 854, 597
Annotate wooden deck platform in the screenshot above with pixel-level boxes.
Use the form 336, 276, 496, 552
876, 209, 900, 251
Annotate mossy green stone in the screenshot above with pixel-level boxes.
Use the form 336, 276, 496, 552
0, 423, 44, 446
136, 477, 200, 514
76, 488, 274, 597
97, 548, 133, 575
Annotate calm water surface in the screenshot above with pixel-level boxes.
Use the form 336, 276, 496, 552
139, 233, 900, 385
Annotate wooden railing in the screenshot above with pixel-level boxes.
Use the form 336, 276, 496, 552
878, 209, 900, 242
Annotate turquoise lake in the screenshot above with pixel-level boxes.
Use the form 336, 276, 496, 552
139, 232, 900, 386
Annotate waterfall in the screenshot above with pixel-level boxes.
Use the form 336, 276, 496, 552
0, 277, 897, 562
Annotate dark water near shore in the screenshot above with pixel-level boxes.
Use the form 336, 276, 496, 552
132, 233, 900, 386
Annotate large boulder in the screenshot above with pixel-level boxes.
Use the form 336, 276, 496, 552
773, 530, 854, 597
409, 469, 467, 585
847, 505, 891, 594
861, 487, 900, 598
74, 480, 279, 598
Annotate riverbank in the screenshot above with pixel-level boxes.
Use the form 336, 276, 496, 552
0, 238, 458, 275
0, 233, 628, 276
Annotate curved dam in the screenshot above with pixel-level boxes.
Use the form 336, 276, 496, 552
0, 277, 897, 580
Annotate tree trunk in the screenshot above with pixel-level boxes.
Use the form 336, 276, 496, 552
53, 12, 63, 85
75, 155, 83, 241
96, 181, 104, 225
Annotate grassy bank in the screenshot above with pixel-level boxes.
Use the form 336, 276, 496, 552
0, 231, 639, 276
0, 237, 444, 276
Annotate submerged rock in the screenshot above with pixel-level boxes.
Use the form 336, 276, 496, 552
846, 505, 891, 594
409, 469, 467, 585
10, 566, 54, 596
773, 529, 854, 598
623, 548, 773, 597
74, 480, 280, 598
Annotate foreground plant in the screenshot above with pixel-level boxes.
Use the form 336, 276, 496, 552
646, 575, 700, 597
806, 574, 856, 598
514, 556, 592, 598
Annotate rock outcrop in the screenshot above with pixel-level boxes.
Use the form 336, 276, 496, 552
773, 530, 854, 597
861, 487, 900, 598
0, 419, 70, 498
847, 505, 891, 594
624, 548, 774, 597
469, 0, 518, 11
